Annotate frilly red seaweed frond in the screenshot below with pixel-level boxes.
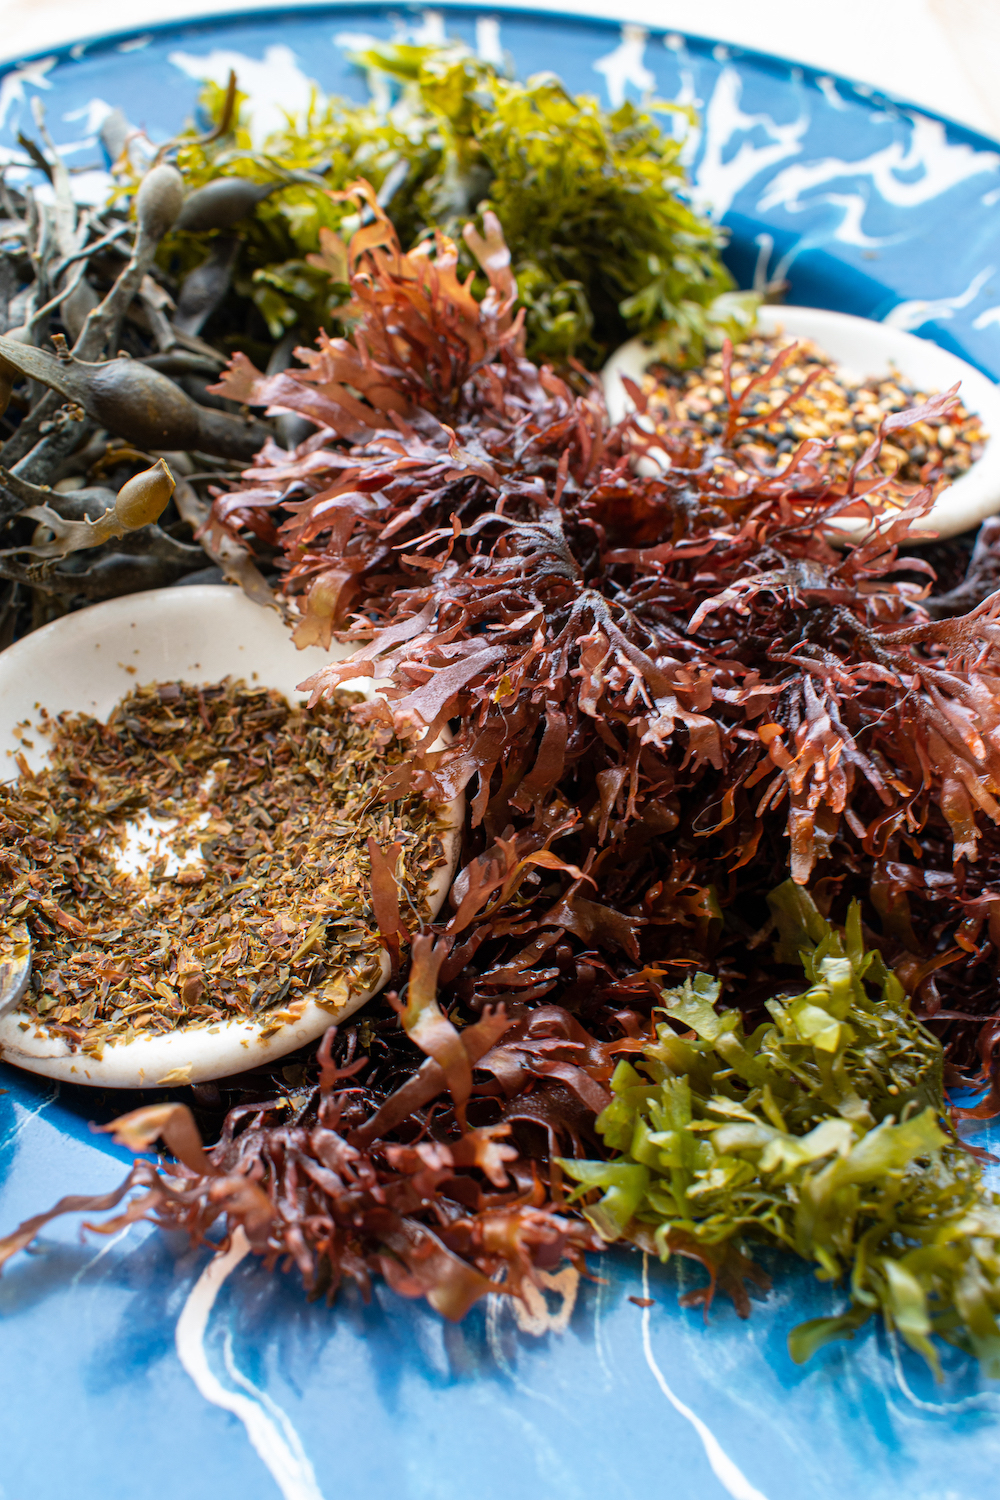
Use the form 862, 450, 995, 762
209, 178, 523, 439
0, 1012, 608, 1319
208, 190, 1000, 1111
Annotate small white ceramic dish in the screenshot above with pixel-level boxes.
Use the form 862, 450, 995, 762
0, 585, 462, 1089
602, 305, 1000, 541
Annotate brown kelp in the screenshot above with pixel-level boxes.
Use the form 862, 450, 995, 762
0, 109, 277, 628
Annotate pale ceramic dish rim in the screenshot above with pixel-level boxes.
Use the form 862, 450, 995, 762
601, 304, 1000, 542
0, 585, 463, 1088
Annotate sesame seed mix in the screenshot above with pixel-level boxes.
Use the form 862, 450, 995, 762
645, 330, 987, 491
0, 680, 446, 1058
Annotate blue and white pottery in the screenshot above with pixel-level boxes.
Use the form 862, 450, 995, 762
3, 11, 1000, 1500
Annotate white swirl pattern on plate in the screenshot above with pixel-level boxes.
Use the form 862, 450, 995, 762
176, 1229, 325, 1500
1, 13, 1000, 372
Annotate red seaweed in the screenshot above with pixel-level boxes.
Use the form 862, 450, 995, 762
202, 184, 1000, 1087
7, 181, 1000, 1323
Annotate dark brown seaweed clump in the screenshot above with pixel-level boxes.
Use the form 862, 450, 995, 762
0, 994, 608, 1321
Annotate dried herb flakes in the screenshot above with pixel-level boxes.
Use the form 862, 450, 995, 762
0, 679, 445, 1054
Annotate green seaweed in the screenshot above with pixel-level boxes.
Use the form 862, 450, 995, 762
562, 883, 1000, 1378
143, 42, 753, 363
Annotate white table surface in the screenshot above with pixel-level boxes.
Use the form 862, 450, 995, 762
0, 0, 998, 141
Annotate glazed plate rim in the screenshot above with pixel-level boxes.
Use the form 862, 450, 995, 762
3, 0, 999, 160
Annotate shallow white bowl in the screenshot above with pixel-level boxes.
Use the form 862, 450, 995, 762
602, 305, 1000, 541
0, 586, 462, 1089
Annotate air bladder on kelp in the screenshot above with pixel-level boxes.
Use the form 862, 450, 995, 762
0, 334, 270, 460
3, 458, 176, 560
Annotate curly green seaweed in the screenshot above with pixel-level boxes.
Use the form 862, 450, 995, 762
143, 42, 753, 364
562, 883, 1000, 1378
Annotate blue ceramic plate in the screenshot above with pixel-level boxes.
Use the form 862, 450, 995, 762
4, 12, 1000, 1500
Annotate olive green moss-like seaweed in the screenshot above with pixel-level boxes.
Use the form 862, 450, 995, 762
144, 44, 751, 364
562, 883, 1000, 1379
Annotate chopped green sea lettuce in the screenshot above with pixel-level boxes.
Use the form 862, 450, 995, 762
561, 883, 1000, 1378
144, 42, 753, 363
